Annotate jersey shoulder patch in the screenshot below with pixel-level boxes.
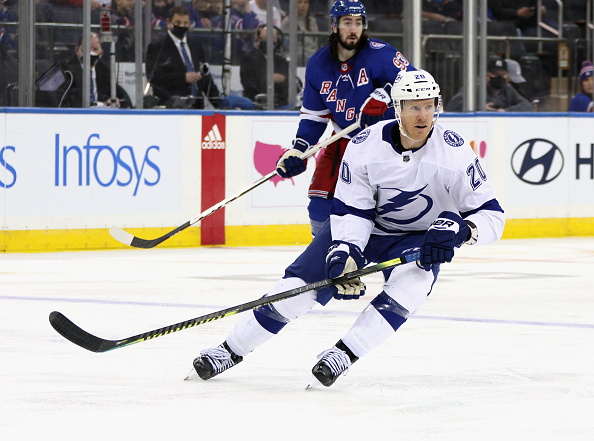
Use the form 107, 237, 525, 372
351, 128, 371, 144
443, 129, 465, 147
369, 40, 386, 50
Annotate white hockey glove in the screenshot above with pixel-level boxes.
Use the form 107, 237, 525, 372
276, 138, 308, 178
419, 211, 469, 271
359, 88, 391, 128
325, 242, 366, 300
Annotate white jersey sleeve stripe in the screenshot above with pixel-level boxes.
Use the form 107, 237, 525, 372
300, 113, 332, 124
300, 106, 331, 117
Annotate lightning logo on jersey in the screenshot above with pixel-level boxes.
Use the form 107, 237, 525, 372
377, 187, 433, 226
329, 120, 505, 250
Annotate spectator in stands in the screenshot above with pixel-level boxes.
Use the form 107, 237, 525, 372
112, 0, 135, 24
487, 0, 558, 64
249, 0, 282, 27
505, 57, 534, 101
0, 0, 17, 106
146, 5, 221, 108
189, 0, 222, 28
184, 2, 206, 28
569, 61, 593, 112
211, 0, 259, 63
487, 0, 545, 34
59, 32, 131, 107
111, 0, 136, 61
365, 0, 461, 23
53, 0, 104, 9
446, 58, 532, 112
152, 0, 171, 28
563, 0, 587, 22
364, 0, 400, 16
422, 0, 462, 23
281, 0, 318, 65
0, 0, 16, 49
240, 24, 288, 107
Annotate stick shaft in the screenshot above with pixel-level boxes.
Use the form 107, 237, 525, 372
110, 122, 360, 248
49, 251, 419, 353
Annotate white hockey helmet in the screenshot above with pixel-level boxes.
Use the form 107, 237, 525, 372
391, 69, 442, 124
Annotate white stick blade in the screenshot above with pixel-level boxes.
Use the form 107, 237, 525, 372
109, 226, 135, 246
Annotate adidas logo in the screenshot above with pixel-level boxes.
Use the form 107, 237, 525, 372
201, 124, 225, 149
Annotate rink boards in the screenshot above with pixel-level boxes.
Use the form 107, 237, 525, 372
0, 108, 593, 251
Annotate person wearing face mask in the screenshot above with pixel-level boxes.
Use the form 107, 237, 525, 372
239, 24, 289, 107
146, 5, 221, 108
151, 0, 172, 29
59, 32, 131, 108
445, 58, 532, 112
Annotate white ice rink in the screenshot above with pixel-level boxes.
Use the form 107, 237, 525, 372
1, 237, 594, 440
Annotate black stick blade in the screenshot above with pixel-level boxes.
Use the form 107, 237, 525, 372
109, 221, 191, 249
49, 311, 117, 353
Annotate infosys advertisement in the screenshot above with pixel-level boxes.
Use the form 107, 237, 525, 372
2, 111, 593, 237
1, 112, 183, 228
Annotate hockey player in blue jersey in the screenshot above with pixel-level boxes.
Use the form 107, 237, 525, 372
275, 0, 415, 236
193, 69, 505, 387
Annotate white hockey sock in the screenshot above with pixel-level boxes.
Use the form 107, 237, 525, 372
226, 277, 318, 357
342, 304, 399, 358
226, 310, 276, 357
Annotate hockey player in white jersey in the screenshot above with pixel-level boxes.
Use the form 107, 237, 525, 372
193, 70, 505, 387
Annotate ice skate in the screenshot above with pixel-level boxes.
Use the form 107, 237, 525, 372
193, 341, 243, 380
309, 340, 358, 387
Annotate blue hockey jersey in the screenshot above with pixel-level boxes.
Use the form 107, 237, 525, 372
296, 38, 415, 147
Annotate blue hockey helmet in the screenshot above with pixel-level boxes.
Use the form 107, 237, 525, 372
330, 0, 367, 29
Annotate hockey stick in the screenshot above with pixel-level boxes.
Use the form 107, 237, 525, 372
109, 121, 360, 249
49, 251, 419, 353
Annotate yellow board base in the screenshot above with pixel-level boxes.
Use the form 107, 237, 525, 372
1, 219, 593, 252
502, 218, 594, 239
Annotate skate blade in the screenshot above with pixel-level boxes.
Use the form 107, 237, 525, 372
305, 375, 324, 390
184, 368, 199, 381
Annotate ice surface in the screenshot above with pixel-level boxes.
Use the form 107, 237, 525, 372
1, 238, 593, 440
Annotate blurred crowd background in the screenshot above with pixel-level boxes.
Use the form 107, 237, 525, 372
0, 0, 592, 111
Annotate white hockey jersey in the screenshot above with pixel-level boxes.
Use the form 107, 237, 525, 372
330, 120, 505, 252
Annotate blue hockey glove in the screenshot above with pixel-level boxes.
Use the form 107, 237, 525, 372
419, 211, 470, 271
359, 88, 391, 128
276, 138, 309, 178
325, 242, 366, 300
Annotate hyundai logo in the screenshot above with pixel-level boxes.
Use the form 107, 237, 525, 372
511, 138, 564, 185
